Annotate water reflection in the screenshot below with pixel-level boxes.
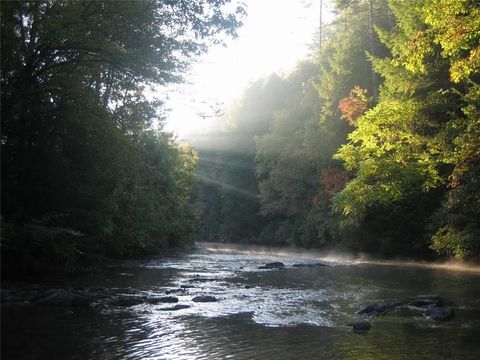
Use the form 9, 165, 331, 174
3, 242, 480, 359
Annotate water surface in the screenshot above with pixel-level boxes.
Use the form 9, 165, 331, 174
3, 243, 480, 359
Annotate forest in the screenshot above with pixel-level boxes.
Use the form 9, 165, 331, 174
1, 0, 244, 273
192, 0, 480, 261
1, 0, 479, 277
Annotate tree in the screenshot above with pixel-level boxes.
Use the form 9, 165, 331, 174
333, 0, 480, 259
1, 0, 244, 273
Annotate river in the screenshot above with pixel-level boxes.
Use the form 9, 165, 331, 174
2, 242, 480, 359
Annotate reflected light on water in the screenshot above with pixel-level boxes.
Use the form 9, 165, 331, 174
4, 242, 480, 360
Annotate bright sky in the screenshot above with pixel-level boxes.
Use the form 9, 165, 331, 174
162, 0, 333, 139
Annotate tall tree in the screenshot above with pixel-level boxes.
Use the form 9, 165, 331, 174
333, 0, 480, 259
1, 0, 244, 272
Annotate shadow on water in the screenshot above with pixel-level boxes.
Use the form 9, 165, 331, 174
2, 242, 480, 359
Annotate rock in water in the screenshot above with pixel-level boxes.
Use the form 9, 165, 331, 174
426, 307, 455, 322
146, 296, 178, 304
356, 302, 395, 317
192, 295, 218, 302
258, 262, 285, 269
350, 321, 371, 331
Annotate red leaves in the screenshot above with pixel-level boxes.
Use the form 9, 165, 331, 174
313, 168, 349, 206
321, 168, 349, 197
338, 86, 371, 125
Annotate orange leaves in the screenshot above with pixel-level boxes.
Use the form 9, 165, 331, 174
338, 86, 371, 125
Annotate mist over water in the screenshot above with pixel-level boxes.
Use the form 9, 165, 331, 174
3, 242, 480, 359
200, 242, 480, 273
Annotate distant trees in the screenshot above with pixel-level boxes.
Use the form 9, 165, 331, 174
1, 0, 244, 273
191, 74, 290, 243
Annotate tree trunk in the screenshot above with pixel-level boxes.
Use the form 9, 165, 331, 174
369, 0, 378, 101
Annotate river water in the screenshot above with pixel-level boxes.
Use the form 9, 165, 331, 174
2, 242, 480, 359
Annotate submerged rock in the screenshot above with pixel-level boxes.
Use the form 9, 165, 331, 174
349, 320, 371, 331
180, 285, 195, 289
356, 302, 396, 317
146, 296, 179, 304
192, 295, 218, 302
165, 288, 187, 295
258, 262, 285, 269
426, 306, 455, 322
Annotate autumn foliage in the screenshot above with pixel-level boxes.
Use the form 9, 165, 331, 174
338, 86, 371, 125
321, 168, 349, 197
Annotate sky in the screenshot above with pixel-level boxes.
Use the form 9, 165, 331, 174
161, 0, 333, 139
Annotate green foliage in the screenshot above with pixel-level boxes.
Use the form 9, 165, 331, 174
431, 226, 479, 261
1, 0, 242, 274
334, 99, 443, 217
189, 0, 479, 261
1, 216, 86, 273
334, 0, 480, 260
420, 0, 480, 82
